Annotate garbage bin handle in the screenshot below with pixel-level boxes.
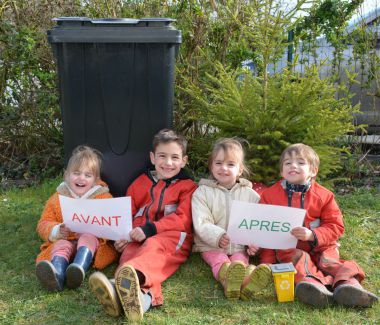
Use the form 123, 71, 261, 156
90, 18, 140, 24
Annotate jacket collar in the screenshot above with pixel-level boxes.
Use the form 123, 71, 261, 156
56, 181, 109, 199
199, 177, 252, 189
281, 179, 312, 193
146, 167, 192, 185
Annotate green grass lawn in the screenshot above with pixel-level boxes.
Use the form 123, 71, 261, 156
0, 178, 379, 324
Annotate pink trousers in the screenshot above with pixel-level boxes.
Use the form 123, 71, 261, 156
51, 233, 99, 262
202, 250, 249, 280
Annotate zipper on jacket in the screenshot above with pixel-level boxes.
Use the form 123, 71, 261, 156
287, 191, 306, 209
225, 189, 232, 255
287, 191, 293, 207
300, 192, 305, 209
145, 182, 158, 222
154, 181, 170, 221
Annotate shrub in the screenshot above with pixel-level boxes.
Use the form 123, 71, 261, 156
0, 1, 82, 182
0, 0, 376, 185
185, 62, 359, 183
0, 21, 63, 181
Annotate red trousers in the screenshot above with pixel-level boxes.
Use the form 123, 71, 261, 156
118, 231, 192, 306
275, 245, 365, 287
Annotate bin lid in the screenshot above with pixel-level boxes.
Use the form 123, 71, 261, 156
270, 263, 296, 273
48, 17, 181, 44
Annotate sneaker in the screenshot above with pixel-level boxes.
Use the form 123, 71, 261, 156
240, 264, 272, 301
115, 264, 144, 321
89, 272, 122, 317
295, 278, 333, 307
223, 261, 246, 300
333, 278, 378, 308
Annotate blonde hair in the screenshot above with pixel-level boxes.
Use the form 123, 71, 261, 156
280, 143, 320, 173
64, 145, 102, 181
208, 138, 250, 178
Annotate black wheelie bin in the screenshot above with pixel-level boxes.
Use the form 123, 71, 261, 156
47, 17, 181, 196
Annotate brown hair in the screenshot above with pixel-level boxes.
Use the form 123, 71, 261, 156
280, 143, 320, 173
208, 138, 250, 177
64, 145, 102, 181
152, 129, 187, 155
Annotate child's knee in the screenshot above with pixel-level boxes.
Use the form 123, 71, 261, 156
78, 233, 99, 251
53, 239, 75, 257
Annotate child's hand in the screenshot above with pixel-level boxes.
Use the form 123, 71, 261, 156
291, 226, 314, 241
247, 244, 260, 256
114, 240, 129, 252
218, 233, 230, 249
59, 224, 71, 239
130, 227, 146, 242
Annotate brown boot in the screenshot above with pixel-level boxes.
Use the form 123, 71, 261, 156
219, 261, 246, 300
240, 264, 272, 301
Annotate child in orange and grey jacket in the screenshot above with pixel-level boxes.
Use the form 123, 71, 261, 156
260, 143, 378, 308
89, 129, 197, 322
36, 146, 118, 292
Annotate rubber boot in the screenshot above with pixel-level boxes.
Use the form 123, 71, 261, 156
295, 277, 333, 308
218, 262, 230, 283
218, 261, 246, 300
66, 246, 93, 289
333, 277, 378, 308
240, 264, 272, 301
36, 256, 68, 291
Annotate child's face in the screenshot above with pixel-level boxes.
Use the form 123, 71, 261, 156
67, 165, 97, 197
150, 142, 187, 180
211, 149, 242, 189
281, 153, 317, 185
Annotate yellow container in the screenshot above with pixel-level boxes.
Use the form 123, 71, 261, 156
270, 263, 297, 302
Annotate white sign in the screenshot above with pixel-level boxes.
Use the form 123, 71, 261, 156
227, 201, 306, 249
59, 195, 132, 241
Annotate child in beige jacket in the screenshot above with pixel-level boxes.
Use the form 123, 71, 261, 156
192, 138, 272, 300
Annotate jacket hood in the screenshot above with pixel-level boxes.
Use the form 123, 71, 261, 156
56, 180, 109, 199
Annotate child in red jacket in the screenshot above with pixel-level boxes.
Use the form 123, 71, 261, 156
89, 129, 197, 321
260, 143, 378, 308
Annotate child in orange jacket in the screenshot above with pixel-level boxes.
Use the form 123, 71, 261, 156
36, 145, 118, 291
89, 129, 197, 322
260, 143, 378, 308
